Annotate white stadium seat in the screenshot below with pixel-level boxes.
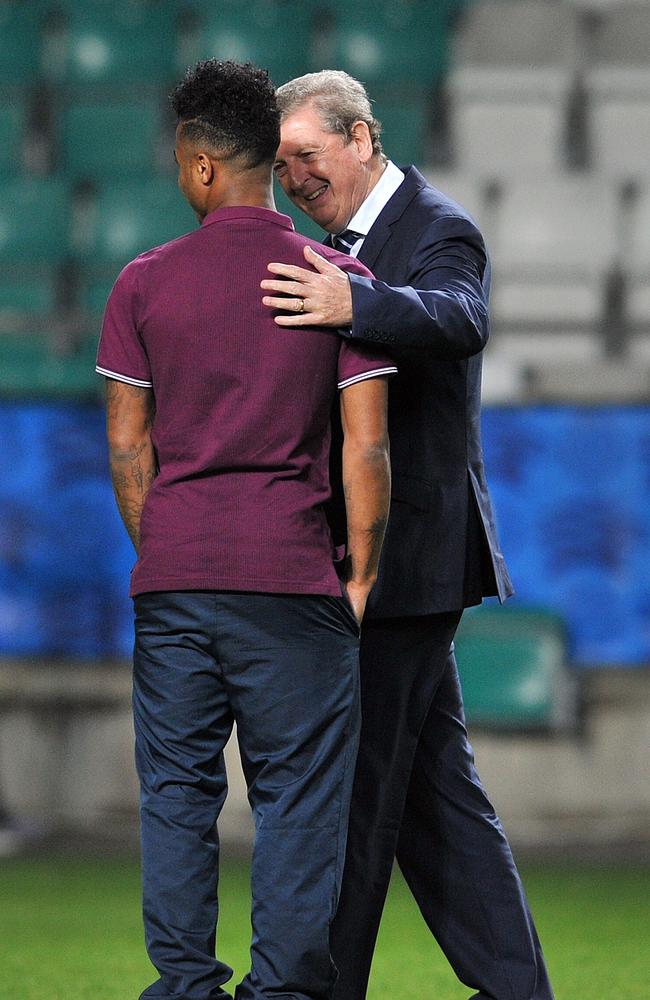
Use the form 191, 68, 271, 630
625, 184, 650, 326
488, 176, 618, 328
586, 5, 650, 179
452, 0, 580, 69
422, 171, 487, 228
449, 1, 579, 176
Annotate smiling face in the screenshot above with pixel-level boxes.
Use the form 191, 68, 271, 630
274, 101, 376, 234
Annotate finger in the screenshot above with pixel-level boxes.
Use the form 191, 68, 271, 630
266, 262, 313, 280
262, 295, 309, 311
274, 311, 320, 327
303, 245, 342, 272
260, 279, 307, 296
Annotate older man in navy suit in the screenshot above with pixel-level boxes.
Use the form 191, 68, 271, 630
261, 71, 554, 1000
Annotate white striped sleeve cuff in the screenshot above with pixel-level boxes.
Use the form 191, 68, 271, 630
337, 366, 398, 390
96, 366, 153, 388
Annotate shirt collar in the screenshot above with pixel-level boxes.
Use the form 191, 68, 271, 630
342, 160, 405, 238
201, 205, 295, 230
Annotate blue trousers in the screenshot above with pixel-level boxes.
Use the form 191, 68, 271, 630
331, 612, 554, 1000
132, 590, 361, 1000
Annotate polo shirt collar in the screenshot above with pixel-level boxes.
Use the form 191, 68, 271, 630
201, 205, 295, 229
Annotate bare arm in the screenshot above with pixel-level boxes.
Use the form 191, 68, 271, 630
339, 377, 391, 624
105, 378, 157, 553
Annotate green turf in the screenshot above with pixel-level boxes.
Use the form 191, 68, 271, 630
0, 857, 648, 998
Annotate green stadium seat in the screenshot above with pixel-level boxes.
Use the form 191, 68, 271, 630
454, 605, 578, 732
0, 329, 98, 396
183, 0, 313, 86
78, 274, 117, 318
0, 178, 69, 263
0, 270, 57, 317
60, 99, 160, 180
329, 0, 451, 87
57, 4, 177, 86
77, 185, 323, 317
0, 4, 43, 85
372, 99, 429, 166
80, 178, 196, 267
0, 103, 26, 175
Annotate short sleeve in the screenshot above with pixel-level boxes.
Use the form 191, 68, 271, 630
311, 245, 397, 388
337, 340, 397, 390
95, 261, 152, 387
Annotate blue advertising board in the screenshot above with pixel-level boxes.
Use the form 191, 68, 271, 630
0, 402, 648, 665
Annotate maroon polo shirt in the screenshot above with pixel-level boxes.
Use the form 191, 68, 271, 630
97, 205, 396, 598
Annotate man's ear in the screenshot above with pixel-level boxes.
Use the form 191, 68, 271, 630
350, 120, 374, 164
195, 152, 215, 187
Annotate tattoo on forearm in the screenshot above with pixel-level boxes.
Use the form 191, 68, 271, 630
105, 379, 157, 552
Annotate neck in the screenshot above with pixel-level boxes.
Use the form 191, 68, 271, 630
201, 172, 276, 219
344, 156, 387, 228
362, 156, 388, 202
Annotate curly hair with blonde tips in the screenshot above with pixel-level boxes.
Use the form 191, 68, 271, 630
171, 59, 281, 168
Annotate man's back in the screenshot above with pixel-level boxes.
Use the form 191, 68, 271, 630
98, 206, 395, 597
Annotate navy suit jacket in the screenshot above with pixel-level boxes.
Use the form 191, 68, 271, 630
333, 165, 513, 617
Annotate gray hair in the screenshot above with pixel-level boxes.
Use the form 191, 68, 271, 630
276, 70, 384, 159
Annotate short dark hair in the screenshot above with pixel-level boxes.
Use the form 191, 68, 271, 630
170, 59, 280, 168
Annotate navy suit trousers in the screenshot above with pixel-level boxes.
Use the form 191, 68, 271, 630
132, 590, 361, 1000
330, 612, 554, 1000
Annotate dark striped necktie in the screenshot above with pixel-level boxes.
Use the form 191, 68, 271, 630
331, 229, 364, 255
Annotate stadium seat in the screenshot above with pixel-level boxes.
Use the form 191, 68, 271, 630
628, 332, 650, 364
59, 99, 161, 180
586, 5, 650, 179
454, 605, 577, 731
449, 1, 579, 175
182, 1, 313, 87
450, 98, 571, 177
488, 332, 602, 366
527, 359, 650, 401
423, 171, 489, 231
0, 177, 69, 263
0, 329, 99, 396
489, 176, 618, 328
78, 274, 117, 318
0, 271, 57, 320
328, 1, 451, 87
55, 3, 177, 86
372, 98, 429, 167
80, 178, 196, 267
625, 185, 650, 328
0, 4, 43, 85
0, 103, 25, 175
452, 0, 579, 68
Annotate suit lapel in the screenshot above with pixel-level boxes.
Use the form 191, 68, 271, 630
357, 165, 428, 271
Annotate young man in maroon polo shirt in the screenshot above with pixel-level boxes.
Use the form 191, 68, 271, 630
96, 61, 395, 1000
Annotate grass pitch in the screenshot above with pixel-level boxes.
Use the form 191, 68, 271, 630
0, 857, 648, 999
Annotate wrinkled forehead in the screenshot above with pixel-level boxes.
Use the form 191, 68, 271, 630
279, 103, 339, 151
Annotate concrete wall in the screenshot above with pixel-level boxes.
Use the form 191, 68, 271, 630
1, 661, 648, 856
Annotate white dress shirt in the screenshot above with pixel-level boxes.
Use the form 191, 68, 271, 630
338, 160, 405, 257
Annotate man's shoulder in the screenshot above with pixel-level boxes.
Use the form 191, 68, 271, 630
283, 231, 372, 278
379, 167, 483, 248
403, 168, 477, 225
117, 227, 198, 282
318, 242, 372, 277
